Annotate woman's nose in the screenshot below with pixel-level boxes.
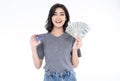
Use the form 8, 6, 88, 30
56, 15, 60, 19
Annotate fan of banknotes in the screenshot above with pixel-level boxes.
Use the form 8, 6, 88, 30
66, 22, 91, 39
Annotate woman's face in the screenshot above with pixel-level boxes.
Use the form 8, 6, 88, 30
52, 7, 66, 28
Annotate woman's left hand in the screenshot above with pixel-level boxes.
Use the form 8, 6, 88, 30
73, 37, 82, 50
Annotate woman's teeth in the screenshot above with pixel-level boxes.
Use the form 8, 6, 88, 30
56, 21, 62, 23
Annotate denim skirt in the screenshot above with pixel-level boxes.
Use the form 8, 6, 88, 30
44, 69, 77, 81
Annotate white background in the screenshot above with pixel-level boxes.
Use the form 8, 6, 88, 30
0, 0, 120, 81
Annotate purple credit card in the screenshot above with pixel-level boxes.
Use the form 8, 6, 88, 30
36, 35, 44, 42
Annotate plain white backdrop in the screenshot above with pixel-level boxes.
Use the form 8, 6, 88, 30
0, 0, 120, 81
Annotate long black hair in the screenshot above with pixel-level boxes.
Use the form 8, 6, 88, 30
45, 3, 70, 32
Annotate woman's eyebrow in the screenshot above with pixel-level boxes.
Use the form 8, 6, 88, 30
54, 11, 65, 13
60, 12, 65, 14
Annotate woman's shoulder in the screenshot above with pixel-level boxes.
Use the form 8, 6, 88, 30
65, 32, 76, 42
36, 32, 50, 37
36, 32, 49, 41
65, 32, 75, 39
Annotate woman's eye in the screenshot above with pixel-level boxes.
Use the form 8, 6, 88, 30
53, 13, 57, 15
53, 12, 65, 16
60, 14, 65, 16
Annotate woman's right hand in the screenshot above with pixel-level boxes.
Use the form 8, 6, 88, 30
30, 34, 41, 47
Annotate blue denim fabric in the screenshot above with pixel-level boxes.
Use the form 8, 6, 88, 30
44, 70, 77, 81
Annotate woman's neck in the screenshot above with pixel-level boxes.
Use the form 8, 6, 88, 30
51, 27, 64, 37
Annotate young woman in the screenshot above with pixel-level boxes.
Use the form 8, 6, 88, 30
30, 3, 82, 81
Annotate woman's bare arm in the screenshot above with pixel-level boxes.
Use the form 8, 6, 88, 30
30, 34, 43, 69
72, 37, 82, 68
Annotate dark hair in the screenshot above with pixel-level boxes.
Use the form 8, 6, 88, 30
45, 3, 70, 32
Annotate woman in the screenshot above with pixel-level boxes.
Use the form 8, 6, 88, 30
30, 3, 82, 81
